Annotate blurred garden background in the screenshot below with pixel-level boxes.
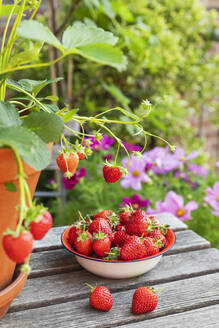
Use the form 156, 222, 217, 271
2, 0, 218, 246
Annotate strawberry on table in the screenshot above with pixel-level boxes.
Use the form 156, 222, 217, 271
3, 231, 33, 263
92, 231, 111, 258
126, 210, 151, 237
86, 284, 113, 311
29, 210, 53, 240
56, 151, 79, 178
120, 236, 146, 260
132, 287, 158, 314
74, 231, 93, 256
88, 217, 114, 242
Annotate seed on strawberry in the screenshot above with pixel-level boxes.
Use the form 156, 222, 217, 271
112, 230, 130, 247
132, 287, 158, 314
3, 231, 33, 263
93, 231, 111, 258
29, 210, 53, 240
103, 165, 122, 183
143, 237, 160, 256
86, 284, 113, 311
115, 224, 126, 231
120, 236, 146, 260
88, 217, 114, 242
74, 231, 93, 256
56, 152, 79, 178
126, 210, 150, 237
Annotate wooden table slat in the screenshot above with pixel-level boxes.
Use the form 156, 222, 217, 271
11, 247, 219, 313
2, 272, 219, 328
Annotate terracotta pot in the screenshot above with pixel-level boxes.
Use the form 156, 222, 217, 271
0, 269, 27, 319
0, 143, 53, 291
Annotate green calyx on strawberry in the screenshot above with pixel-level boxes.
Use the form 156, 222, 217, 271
157, 224, 170, 235
105, 247, 121, 260
73, 140, 87, 160
153, 238, 164, 249
108, 215, 119, 229
76, 231, 92, 242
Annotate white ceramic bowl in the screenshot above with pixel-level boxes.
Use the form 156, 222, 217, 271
61, 226, 176, 279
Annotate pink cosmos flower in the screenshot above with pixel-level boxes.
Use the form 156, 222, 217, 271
62, 168, 86, 190
120, 194, 150, 210
121, 154, 151, 190
122, 141, 142, 152
173, 148, 199, 166
204, 182, 219, 217
143, 147, 179, 174
83, 134, 114, 151
147, 191, 198, 221
188, 164, 208, 178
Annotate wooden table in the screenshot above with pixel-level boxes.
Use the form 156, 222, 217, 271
1, 213, 219, 328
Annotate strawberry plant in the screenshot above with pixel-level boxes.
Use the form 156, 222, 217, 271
0, 1, 174, 276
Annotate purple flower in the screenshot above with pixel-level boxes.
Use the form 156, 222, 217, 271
103, 154, 113, 162
188, 164, 208, 178
121, 154, 151, 190
62, 168, 86, 190
147, 191, 198, 221
204, 182, 219, 217
173, 148, 199, 165
143, 147, 179, 174
120, 194, 150, 209
174, 171, 189, 182
84, 134, 114, 151
145, 162, 153, 172
122, 141, 142, 152
49, 179, 55, 186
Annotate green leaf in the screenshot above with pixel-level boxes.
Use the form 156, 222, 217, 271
22, 112, 64, 143
62, 22, 118, 50
38, 103, 59, 113
62, 109, 79, 123
7, 77, 63, 96
101, 0, 115, 19
4, 182, 17, 192
17, 20, 64, 51
0, 126, 50, 170
8, 43, 42, 67
0, 101, 20, 128
76, 44, 127, 71
102, 83, 130, 107
44, 95, 59, 102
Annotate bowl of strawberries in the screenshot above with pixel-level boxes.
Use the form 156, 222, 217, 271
61, 208, 176, 279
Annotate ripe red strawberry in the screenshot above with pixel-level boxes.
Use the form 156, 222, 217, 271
68, 225, 82, 246
77, 152, 85, 160
29, 210, 53, 240
151, 229, 168, 248
103, 165, 122, 183
74, 231, 93, 256
149, 216, 161, 226
92, 232, 111, 258
132, 287, 158, 314
164, 227, 172, 243
113, 230, 130, 247
3, 231, 33, 263
126, 210, 150, 237
120, 236, 146, 260
56, 152, 79, 178
88, 217, 114, 242
93, 209, 112, 220
119, 209, 133, 225
143, 237, 160, 256
87, 284, 113, 311
115, 224, 126, 231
